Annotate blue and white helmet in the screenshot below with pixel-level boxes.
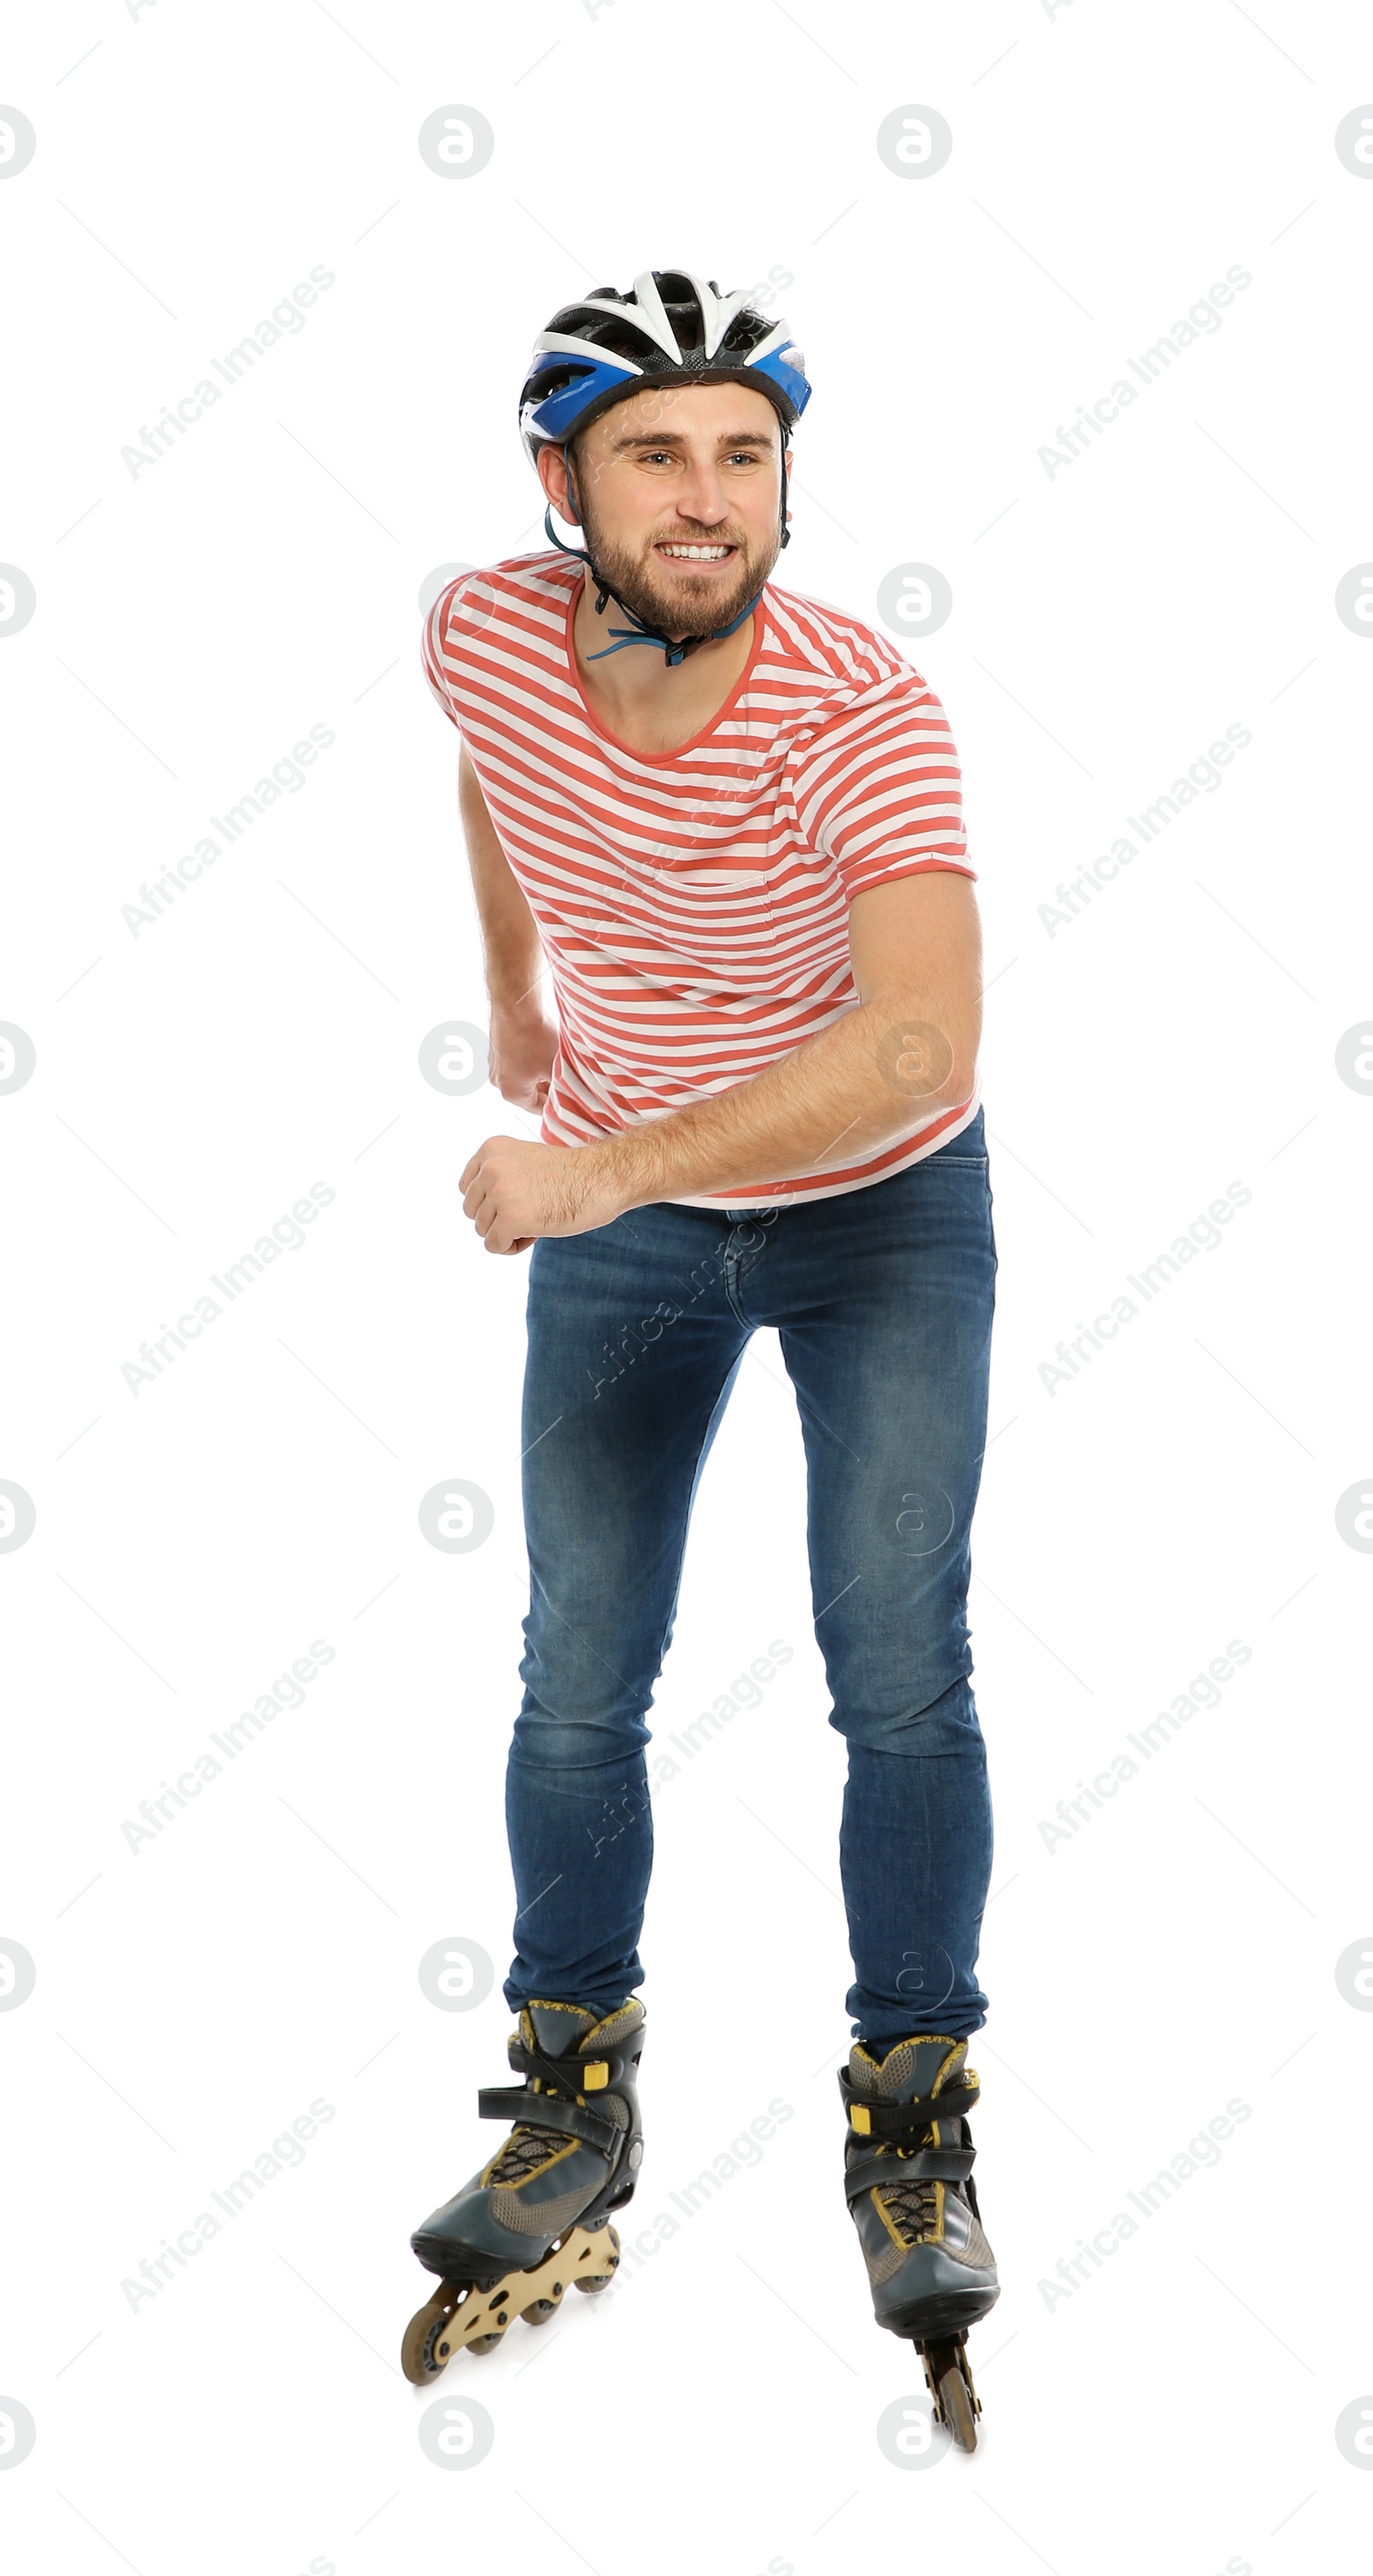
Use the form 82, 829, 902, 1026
518, 267, 812, 465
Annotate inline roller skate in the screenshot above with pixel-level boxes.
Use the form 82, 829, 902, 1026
839, 2032, 998, 2452
402, 1998, 645, 2384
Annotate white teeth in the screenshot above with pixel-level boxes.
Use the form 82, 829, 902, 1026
658, 544, 731, 559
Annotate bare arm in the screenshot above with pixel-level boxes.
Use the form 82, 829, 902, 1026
460, 744, 541, 1007
458, 866, 983, 1253
577, 868, 983, 1209
459, 746, 558, 1110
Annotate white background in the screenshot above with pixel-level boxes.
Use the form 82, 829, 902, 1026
2, 2, 1370, 2569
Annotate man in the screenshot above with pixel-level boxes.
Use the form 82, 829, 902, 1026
402, 269, 999, 2447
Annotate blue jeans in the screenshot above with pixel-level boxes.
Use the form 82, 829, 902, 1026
505, 1107, 997, 2047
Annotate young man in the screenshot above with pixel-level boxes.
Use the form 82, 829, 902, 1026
403, 270, 999, 2446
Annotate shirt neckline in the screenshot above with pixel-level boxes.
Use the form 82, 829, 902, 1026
562, 570, 767, 767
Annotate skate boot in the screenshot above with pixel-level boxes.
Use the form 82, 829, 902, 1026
839, 2032, 998, 2451
401, 1998, 645, 2384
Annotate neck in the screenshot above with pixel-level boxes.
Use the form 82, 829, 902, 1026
571, 572, 759, 733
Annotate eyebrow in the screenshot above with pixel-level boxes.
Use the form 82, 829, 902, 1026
608, 426, 778, 453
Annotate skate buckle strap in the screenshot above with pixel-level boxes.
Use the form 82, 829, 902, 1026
838, 2065, 979, 2205
507, 2034, 619, 2095
477, 2031, 628, 2161
838, 2065, 980, 2134
476, 2084, 621, 2156
843, 2142, 976, 2204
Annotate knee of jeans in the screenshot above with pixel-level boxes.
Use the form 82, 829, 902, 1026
511, 1702, 650, 1775
831, 1672, 984, 1758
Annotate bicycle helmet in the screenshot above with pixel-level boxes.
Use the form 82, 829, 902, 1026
517, 268, 813, 666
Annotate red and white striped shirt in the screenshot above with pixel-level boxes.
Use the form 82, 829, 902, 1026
422, 551, 979, 1208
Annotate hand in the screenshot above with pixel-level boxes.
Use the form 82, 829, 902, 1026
487, 997, 559, 1113
459, 1135, 623, 1255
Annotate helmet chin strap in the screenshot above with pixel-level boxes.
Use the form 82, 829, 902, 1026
543, 445, 789, 668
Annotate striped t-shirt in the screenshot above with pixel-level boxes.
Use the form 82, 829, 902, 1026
422, 550, 979, 1209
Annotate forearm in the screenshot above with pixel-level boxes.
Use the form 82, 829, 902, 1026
579, 994, 972, 1211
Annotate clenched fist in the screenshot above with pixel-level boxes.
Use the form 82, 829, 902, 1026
487, 998, 559, 1113
459, 1134, 624, 1256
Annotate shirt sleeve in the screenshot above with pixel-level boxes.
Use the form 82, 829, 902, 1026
420, 584, 462, 728
788, 671, 976, 901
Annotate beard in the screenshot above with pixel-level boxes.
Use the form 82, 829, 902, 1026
578, 501, 781, 644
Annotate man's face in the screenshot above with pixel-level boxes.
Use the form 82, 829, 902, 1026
539, 381, 789, 644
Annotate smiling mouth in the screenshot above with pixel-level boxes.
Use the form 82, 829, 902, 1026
654, 541, 737, 567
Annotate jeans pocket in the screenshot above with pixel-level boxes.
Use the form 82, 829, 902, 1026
927, 1106, 987, 1165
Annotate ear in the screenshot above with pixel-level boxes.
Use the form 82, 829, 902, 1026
537, 441, 581, 526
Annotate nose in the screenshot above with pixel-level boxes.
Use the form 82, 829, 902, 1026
669, 459, 731, 526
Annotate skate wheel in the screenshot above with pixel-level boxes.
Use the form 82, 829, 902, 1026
573, 2221, 620, 2293
466, 2331, 505, 2355
401, 2289, 458, 2386
921, 2340, 981, 2453
939, 2361, 977, 2452
519, 2295, 562, 2325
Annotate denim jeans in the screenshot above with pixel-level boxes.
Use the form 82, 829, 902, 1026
505, 1107, 997, 2047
